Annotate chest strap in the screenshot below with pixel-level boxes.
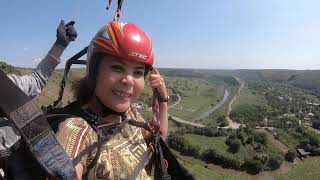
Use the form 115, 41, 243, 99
71, 116, 130, 166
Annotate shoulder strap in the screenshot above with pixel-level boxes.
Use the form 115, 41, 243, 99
72, 116, 130, 166
45, 102, 155, 175
0, 70, 76, 180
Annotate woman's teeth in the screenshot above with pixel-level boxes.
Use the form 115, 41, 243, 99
114, 90, 131, 98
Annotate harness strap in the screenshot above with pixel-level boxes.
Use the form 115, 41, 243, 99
129, 132, 160, 180
72, 116, 130, 166
128, 147, 153, 180
45, 101, 157, 177
127, 119, 153, 132
157, 135, 170, 180
0, 70, 76, 180
53, 47, 88, 107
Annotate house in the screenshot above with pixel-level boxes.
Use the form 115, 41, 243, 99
297, 148, 310, 159
307, 112, 315, 117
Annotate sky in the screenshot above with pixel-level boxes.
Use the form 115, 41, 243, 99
1, 0, 320, 70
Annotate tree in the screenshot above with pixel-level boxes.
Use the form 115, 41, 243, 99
225, 138, 241, 153
285, 149, 296, 162
220, 119, 229, 127
253, 154, 268, 164
182, 144, 200, 158
217, 116, 226, 123
312, 120, 320, 129
254, 132, 267, 145
267, 154, 283, 170
201, 149, 219, 163
236, 131, 247, 144
308, 133, 320, 146
167, 133, 187, 151
246, 136, 254, 144
242, 158, 263, 174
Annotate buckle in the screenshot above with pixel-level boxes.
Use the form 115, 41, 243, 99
162, 174, 171, 180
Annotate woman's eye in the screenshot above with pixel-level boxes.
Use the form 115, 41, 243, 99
111, 65, 124, 72
134, 70, 144, 77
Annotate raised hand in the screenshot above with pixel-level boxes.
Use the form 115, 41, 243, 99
54, 20, 78, 48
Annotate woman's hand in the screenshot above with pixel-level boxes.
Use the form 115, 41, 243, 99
147, 68, 169, 139
149, 68, 168, 99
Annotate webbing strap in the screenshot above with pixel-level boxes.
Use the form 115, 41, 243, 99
128, 148, 153, 180
72, 116, 130, 166
158, 136, 170, 180
0, 70, 76, 179
152, 89, 170, 179
127, 119, 153, 132
53, 46, 88, 107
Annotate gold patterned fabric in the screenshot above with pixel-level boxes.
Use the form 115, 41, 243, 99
56, 107, 151, 180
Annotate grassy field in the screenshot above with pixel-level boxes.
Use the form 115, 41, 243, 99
256, 129, 288, 155
232, 82, 268, 109
183, 133, 256, 161
35, 69, 85, 107
171, 149, 237, 180
275, 128, 301, 150
276, 157, 320, 180
167, 77, 225, 121
184, 134, 229, 153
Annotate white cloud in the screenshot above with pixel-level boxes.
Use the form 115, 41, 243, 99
23, 47, 29, 52
32, 57, 42, 63
32, 57, 43, 67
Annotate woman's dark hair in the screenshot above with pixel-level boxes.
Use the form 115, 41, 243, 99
73, 53, 151, 105
73, 53, 104, 105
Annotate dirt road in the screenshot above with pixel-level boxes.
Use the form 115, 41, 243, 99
225, 77, 245, 129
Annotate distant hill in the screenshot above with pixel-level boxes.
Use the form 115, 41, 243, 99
287, 71, 320, 93
2, 61, 320, 98
231, 69, 320, 94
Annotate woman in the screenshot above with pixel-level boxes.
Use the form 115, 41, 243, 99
56, 21, 168, 180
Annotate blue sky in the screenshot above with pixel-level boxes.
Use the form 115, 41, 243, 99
1, 0, 320, 69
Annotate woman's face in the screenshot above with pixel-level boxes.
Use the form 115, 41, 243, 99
95, 56, 146, 112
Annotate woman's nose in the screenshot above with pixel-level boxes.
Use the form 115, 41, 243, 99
120, 74, 134, 86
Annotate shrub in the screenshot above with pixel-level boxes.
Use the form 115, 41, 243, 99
0, 61, 21, 75
253, 154, 268, 164
201, 149, 224, 165
254, 132, 267, 145
182, 144, 200, 158
242, 158, 263, 174
266, 154, 283, 170
167, 133, 187, 151
220, 119, 229, 127
201, 149, 241, 169
225, 138, 241, 153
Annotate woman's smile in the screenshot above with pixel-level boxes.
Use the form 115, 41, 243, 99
112, 89, 133, 99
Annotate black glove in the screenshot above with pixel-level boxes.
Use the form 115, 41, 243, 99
54, 20, 78, 48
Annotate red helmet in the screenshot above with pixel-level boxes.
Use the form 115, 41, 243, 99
87, 21, 154, 70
